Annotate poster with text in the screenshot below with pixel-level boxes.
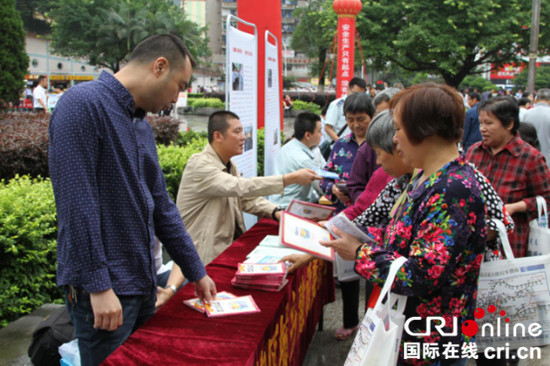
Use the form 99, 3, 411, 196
264, 33, 281, 177
226, 18, 258, 230
227, 22, 258, 179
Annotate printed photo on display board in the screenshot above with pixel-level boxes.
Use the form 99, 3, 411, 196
268, 69, 273, 88
232, 62, 244, 91
244, 125, 253, 152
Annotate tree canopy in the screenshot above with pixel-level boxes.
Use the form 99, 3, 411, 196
49, 0, 210, 72
514, 66, 550, 90
356, 0, 544, 87
290, 0, 337, 90
1, 0, 29, 106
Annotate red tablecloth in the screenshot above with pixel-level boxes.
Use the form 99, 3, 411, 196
104, 218, 335, 366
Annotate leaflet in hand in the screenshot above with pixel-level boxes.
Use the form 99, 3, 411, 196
279, 211, 335, 261
286, 199, 336, 221
204, 295, 261, 317
314, 168, 340, 180
183, 291, 237, 313
324, 212, 373, 243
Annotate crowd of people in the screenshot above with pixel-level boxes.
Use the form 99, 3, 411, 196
45, 33, 550, 366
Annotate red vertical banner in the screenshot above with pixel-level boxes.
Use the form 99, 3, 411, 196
336, 16, 356, 98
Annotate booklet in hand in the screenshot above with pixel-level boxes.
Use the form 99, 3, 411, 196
324, 212, 374, 244
286, 199, 336, 221
314, 167, 340, 180
279, 211, 335, 262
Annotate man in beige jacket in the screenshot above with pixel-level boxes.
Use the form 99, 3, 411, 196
176, 110, 320, 265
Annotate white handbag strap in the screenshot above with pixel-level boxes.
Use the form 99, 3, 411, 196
536, 196, 548, 228
492, 219, 515, 260
375, 256, 407, 310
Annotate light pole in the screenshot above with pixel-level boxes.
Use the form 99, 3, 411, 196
527, 0, 541, 94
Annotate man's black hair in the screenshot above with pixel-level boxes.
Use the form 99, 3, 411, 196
208, 110, 240, 143
294, 112, 320, 140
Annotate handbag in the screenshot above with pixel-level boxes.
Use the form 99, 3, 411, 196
476, 219, 550, 349
345, 257, 408, 366
527, 196, 550, 256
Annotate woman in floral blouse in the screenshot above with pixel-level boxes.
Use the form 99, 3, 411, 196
324, 83, 487, 365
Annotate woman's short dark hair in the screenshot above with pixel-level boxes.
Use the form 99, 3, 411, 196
208, 110, 240, 143
343, 92, 375, 118
390, 82, 464, 145
478, 96, 520, 135
366, 110, 395, 153
294, 112, 320, 140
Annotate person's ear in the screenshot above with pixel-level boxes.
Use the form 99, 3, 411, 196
152, 57, 169, 77
213, 130, 225, 142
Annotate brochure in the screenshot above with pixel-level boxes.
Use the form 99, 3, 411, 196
204, 295, 261, 317
286, 199, 336, 221
279, 211, 335, 262
236, 262, 286, 276
183, 291, 237, 313
314, 167, 340, 180
324, 212, 373, 243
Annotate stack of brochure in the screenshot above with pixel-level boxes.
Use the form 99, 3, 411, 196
231, 262, 288, 292
183, 291, 261, 317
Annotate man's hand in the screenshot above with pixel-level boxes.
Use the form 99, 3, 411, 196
280, 253, 316, 273
193, 275, 217, 303
155, 286, 175, 310
90, 289, 123, 331
332, 184, 351, 203
320, 226, 362, 260
283, 169, 321, 186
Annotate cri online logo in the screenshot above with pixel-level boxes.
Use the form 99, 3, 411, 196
405, 305, 542, 338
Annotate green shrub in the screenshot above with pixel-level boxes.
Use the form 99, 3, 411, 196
0, 176, 60, 328
187, 97, 225, 109
157, 136, 207, 201
176, 130, 208, 147
292, 100, 322, 114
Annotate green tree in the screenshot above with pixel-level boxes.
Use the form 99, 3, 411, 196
513, 65, 550, 90
15, 0, 54, 34
357, 0, 538, 88
50, 0, 209, 72
291, 0, 337, 91
0, 0, 29, 107
460, 75, 496, 92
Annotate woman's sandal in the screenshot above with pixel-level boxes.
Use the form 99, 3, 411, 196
334, 324, 360, 341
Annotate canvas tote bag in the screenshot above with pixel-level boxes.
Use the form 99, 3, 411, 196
476, 219, 550, 349
526, 196, 550, 256
345, 256, 408, 366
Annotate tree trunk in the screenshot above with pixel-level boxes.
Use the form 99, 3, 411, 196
317, 47, 327, 93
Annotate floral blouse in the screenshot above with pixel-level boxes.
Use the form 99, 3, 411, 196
320, 133, 363, 213
355, 156, 487, 365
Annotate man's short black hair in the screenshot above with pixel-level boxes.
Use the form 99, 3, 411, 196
208, 110, 240, 143
349, 77, 367, 91
129, 34, 197, 70
344, 92, 375, 117
518, 97, 531, 107
294, 112, 320, 140
468, 91, 481, 102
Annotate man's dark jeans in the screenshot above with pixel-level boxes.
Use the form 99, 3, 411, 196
63, 287, 155, 366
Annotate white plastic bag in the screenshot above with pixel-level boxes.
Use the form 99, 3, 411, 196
59, 338, 81, 366
527, 196, 550, 256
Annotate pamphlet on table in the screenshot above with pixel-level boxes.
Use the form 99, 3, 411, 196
204, 295, 261, 317
232, 262, 288, 292
183, 291, 237, 313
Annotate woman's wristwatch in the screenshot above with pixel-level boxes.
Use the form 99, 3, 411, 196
166, 284, 177, 294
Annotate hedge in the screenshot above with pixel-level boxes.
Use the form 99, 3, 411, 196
0, 176, 59, 328
293, 100, 322, 114
187, 97, 225, 109
0, 113, 183, 180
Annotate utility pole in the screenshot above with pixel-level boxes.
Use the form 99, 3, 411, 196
527, 0, 541, 94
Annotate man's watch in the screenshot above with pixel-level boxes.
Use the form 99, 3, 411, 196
166, 284, 177, 294
272, 207, 284, 220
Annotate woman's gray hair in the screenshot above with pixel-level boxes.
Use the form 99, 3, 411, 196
366, 110, 395, 153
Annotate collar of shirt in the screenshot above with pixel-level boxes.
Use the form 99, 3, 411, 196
341, 132, 363, 146
98, 71, 139, 119
480, 133, 522, 158
290, 138, 315, 159
407, 156, 467, 201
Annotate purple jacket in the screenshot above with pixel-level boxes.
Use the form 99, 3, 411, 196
346, 142, 379, 202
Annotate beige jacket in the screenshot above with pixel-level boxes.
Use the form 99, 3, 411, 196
176, 144, 283, 264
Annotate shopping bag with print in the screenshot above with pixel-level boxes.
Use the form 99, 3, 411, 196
345, 257, 407, 366
527, 196, 550, 256
476, 219, 550, 349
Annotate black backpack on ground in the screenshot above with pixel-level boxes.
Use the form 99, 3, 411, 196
28, 306, 74, 366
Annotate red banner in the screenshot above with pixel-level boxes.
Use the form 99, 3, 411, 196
490, 63, 525, 80
336, 16, 356, 98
